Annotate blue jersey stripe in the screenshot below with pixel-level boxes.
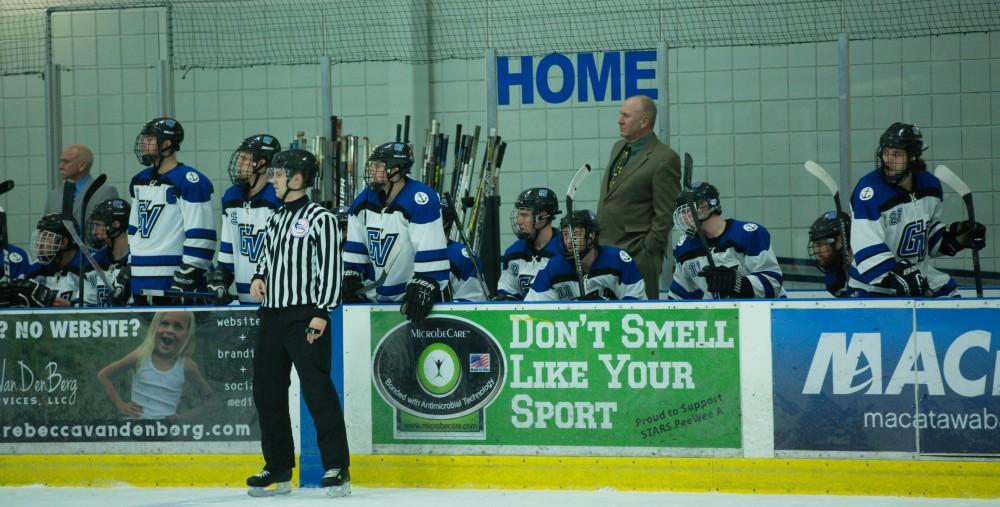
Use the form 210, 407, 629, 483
131, 255, 183, 266
183, 246, 215, 260
854, 243, 890, 265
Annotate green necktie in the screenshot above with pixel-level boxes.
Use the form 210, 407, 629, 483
609, 145, 631, 188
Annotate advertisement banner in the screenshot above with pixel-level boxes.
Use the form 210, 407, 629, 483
0, 308, 260, 443
370, 307, 741, 449
772, 307, 1000, 454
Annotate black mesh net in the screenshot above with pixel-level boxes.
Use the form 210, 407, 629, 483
2, 0, 999, 75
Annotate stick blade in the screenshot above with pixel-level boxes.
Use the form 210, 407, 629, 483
934, 164, 972, 197
683, 152, 693, 190
566, 163, 592, 199
804, 160, 840, 197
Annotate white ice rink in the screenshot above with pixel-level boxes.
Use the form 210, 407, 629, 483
3, 486, 1000, 507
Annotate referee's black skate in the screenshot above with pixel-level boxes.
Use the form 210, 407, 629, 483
246, 468, 292, 497
321, 468, 351, 498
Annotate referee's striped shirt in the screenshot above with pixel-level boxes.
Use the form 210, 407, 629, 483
252, 196, 341, 318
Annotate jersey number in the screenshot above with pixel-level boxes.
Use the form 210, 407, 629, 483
238, 224, 266, 263
366, 228, 398, 268
897, 220, 926, 260
136, 200, 165, 238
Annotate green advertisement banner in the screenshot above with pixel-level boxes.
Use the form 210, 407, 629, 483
371, 307, 741, 448
0, 308, 260, 443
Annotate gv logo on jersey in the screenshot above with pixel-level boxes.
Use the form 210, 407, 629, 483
239, 224, 266, 263
136, 200, 165, 238
366, 227, 398, 267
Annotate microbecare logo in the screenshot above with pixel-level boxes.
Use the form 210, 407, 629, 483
372, 315, 506, 419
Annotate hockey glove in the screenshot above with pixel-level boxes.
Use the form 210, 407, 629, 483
206, 269, 235, 305
10, 279, 57, 307
110, 266, 131, 305
878, 259, 930, 297
401, 276, 440, 322
939, 221, 986, 256
341, 270, 368, 303
698, 265, 754, 298
171, 264, 206, 293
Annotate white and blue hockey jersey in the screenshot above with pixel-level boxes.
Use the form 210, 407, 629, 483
668, 219, 786, 299
448, 241, 486, 302
217, 183, 281, 303
496, 232, 566, 300
1, 244, 31, 280
79, 247, 128, 307
27, 262, 80, 303
525, 245, 646, 301
343, 179, 449, 302
847, 169, 956, 296
127, 164, 216, 294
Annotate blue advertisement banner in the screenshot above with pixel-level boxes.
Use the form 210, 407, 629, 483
772, 307, 1000, 454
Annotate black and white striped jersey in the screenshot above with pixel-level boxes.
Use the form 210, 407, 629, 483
252, 196, 341, 316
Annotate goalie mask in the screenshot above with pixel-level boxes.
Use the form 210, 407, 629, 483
31, 213, 72, 265
365, 142, 413, 195
134, 118, 184, 167
808, 211, 850, 272
228, 134, 281, 194
877, 122, 926, 184
510, 187, 561, 240
559, 210, 600, 261
673, 182, 721, 237
89, 198, 131, 244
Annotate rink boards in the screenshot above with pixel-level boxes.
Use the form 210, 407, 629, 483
2, 299, 999, 497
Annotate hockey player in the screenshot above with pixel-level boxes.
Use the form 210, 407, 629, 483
808, 211, 851, 297
441, 196, 486, 302
496, 187, 565, 300
525, 210, 646, 301
341, 142, 449, 322
208, 134, 282, 305
83, 198, 132, 306
847, 122, 985, 297
128, 118, 215, 305
248, 149, 350, 498
21, 213, 81, 306
667, 182, 786, 299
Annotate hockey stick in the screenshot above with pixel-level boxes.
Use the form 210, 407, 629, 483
141, 288, 215, 300
565, 163, 592, 297
443, 193, 492, 299
804, 160, 851, 276
934, 164, 983, 297
69, 173, 108, 305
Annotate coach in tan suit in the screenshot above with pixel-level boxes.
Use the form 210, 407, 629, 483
597, 95, 681, 299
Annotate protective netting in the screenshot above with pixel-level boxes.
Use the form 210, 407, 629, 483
2, 0, 999, 75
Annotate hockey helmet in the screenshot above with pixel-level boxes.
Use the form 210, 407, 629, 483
228, 134, 282, 187
134, 117, 184, 166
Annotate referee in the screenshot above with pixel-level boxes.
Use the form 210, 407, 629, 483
246, 149, 351, 498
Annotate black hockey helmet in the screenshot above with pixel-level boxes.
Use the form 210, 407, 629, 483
876, 122, 927, 183
228, 134, 282, 187
369, 142, 414, 174
31, 213, 72, 264
559, 209, 600, 259
673, 182, 721, 236
134, 117, 184, 166
269, 149, 318, 189
90, 198, 131, 240
510, 187, 561, 239
809, 210, 850, 242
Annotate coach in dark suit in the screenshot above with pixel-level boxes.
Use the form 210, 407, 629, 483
43, 144, 118, 233
597, 95, 681, 300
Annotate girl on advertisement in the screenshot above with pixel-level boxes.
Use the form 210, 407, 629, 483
96, 311, 213, 420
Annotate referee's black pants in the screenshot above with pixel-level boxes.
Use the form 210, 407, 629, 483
253, 305, 350, 473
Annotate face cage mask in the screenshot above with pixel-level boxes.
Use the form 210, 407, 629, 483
228, 150, 265, 191
134, 133, 169, 167
509, 208, 550, 240
808, 237, 840, 273
560, 226, 596, 261
672, 201, 716, 237
31, 229, 65, 264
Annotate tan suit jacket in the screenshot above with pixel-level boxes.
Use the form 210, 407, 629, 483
596, 133, 681, 299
